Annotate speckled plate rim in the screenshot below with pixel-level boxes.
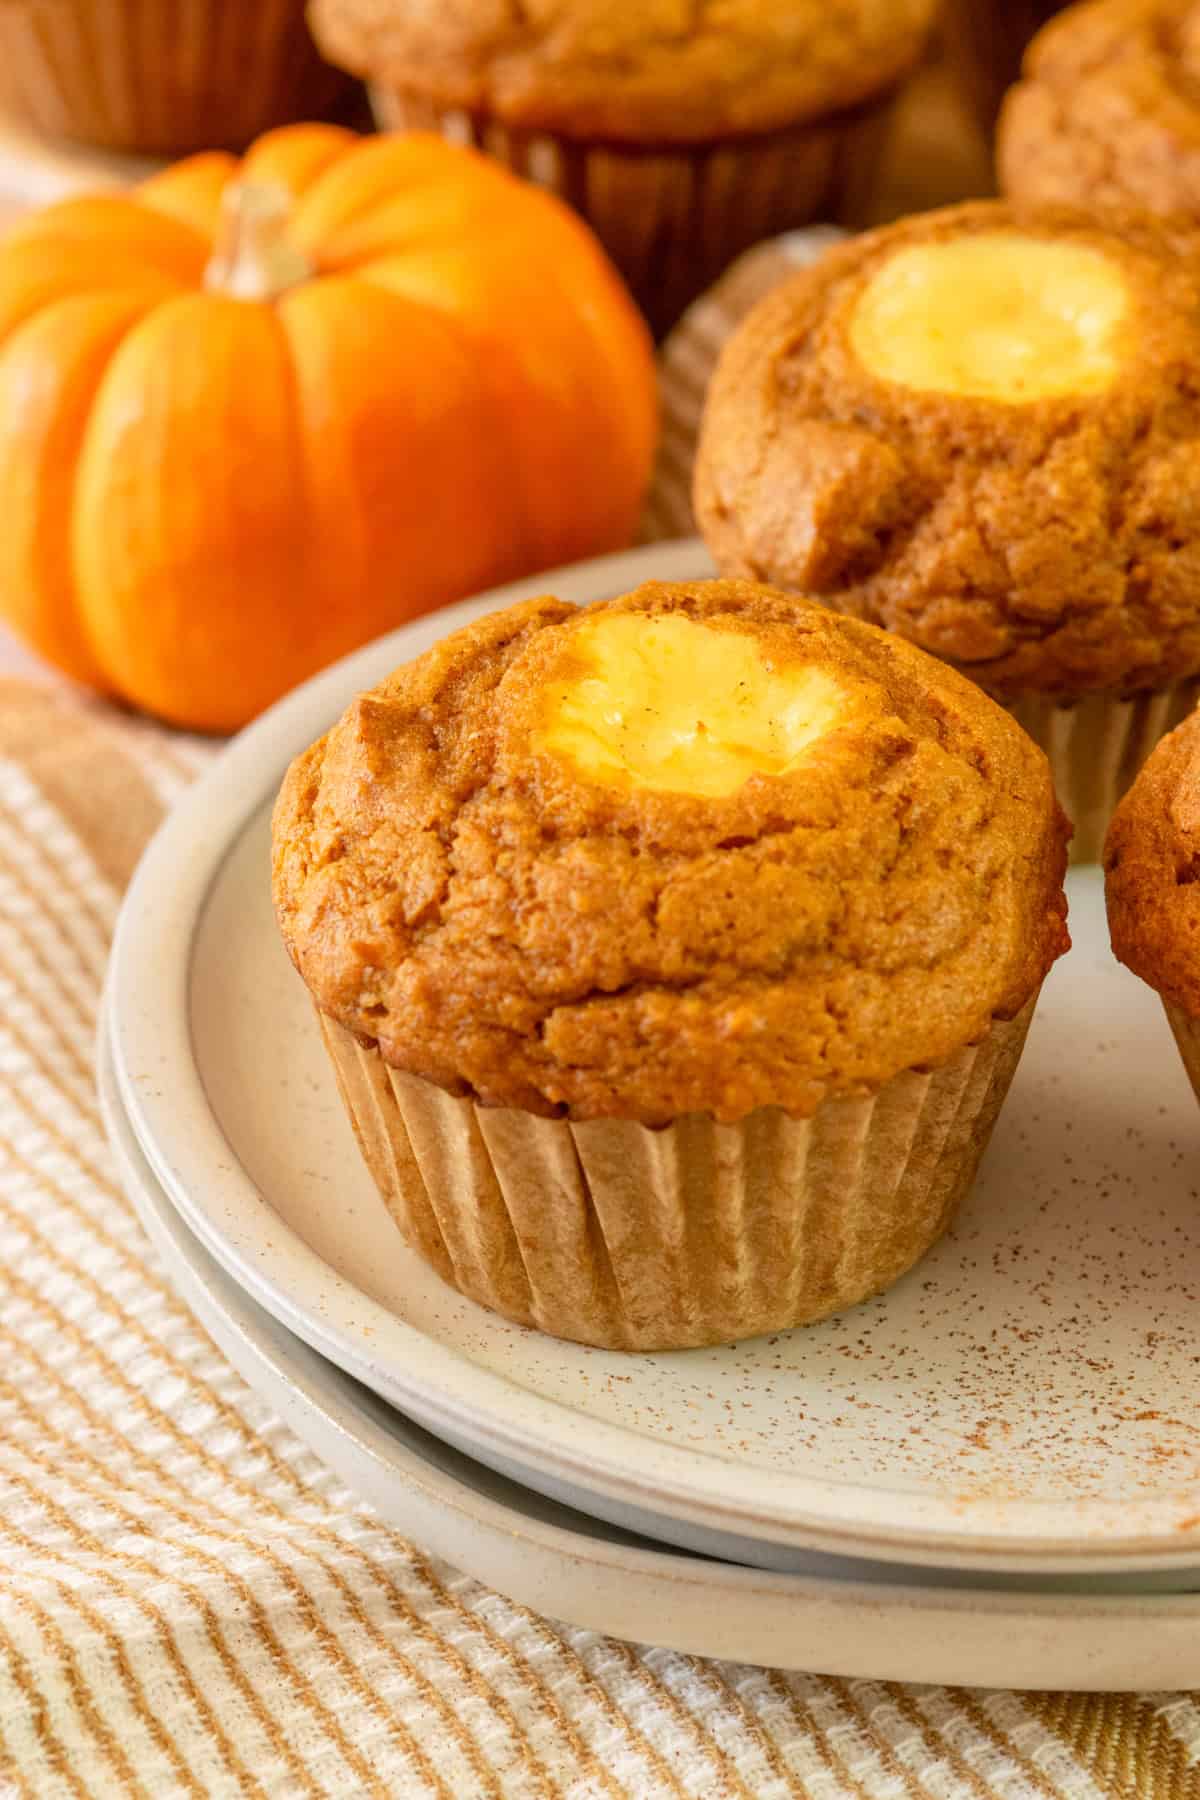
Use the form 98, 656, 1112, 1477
108, 539, 1200, 1573
97, 1016, 1200, 1690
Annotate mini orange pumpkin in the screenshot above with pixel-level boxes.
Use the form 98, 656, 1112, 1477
0, 125, 657, 730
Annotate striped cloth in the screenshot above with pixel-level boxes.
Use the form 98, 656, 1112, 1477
0, 241, 1198, 1798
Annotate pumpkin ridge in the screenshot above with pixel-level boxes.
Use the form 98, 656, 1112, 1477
490, 191, 657, 511
73, 291, 311, 730
3, 194, 209, 284
137, 152, 239, 240
354, 241, 616, 569
354, 257, 543, 574
540, 250, 658, 485
237, 122, 360, 201
0, 241, 183, 357
0, 291, 155, 689
288, 131, 517, 259
278, 271, 529, 628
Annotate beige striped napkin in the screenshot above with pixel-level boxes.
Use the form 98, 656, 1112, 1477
1, 240, 1199, 1798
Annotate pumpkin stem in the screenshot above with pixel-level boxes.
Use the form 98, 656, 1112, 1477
203, 181, 312, 302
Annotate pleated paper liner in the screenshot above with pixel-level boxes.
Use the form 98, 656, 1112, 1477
368, 88, 896, 338
319, 998, 1035, 1352
0, 0, 350, 154
1007, 681, 1200, 866
1163, 1002, 1200, 1105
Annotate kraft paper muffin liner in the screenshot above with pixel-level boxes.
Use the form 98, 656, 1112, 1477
318, 998, 1036, 1352
1163, 1004, 1200, 1104
1007, 682, 1200, 867
368, 89, 895, 337
0, 0, 349, 154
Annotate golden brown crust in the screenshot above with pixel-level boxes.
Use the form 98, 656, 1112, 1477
694, 201, 1200, 702
273, 578, 1069, 1123
998, 0, 1200, 217
1105, 703, 1200, 1014
308, 0, 936, 143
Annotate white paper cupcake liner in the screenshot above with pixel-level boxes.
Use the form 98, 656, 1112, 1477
319, 998, 1036, 1351
1007, 682, 1200, 865
1162, 1002, 1200, 1102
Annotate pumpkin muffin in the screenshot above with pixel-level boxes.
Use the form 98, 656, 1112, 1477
1106, 706, 1200, 1098
307, 0, 938, 335
694, 200, 1200, 863
998, 0, 1200, 220
273, 577, 1069, 1351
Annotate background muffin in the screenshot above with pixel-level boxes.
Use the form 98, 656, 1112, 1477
998, 0, 1200, 218
273, 577, 1069, 1351
694, 200, 1200, 862
0, 0, 351, 154
1105, 706, 1200, 1097
308, 0, 938, 335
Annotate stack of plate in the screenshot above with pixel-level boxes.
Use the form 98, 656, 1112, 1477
101, 541, 1200, 1692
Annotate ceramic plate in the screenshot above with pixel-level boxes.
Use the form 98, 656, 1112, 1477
108, 540, 1200, 1575
98, 1016, 1200, 1689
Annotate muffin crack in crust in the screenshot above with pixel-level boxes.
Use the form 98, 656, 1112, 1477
695, 202, 1200, 701
273, 579, 1068, 1124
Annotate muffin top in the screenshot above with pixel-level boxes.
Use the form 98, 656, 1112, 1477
308, 0, 936, 143
1105, 705, 1200, 1014
998, 0, 1200, 217
694, 201, 1200, 701
273, 578, 1069, 1124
